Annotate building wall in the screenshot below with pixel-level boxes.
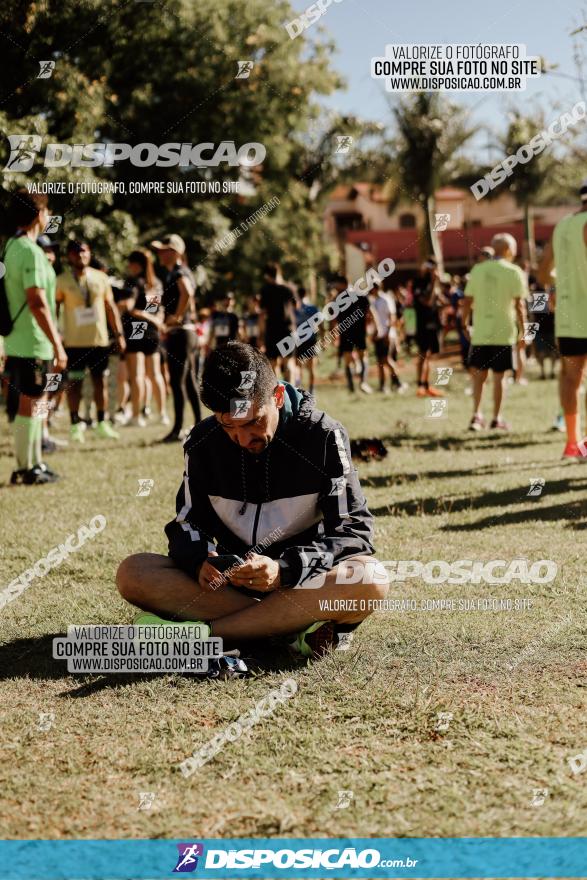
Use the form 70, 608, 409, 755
324, 186, 576, 238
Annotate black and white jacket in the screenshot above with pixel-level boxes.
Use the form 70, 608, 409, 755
164, 384, 374, 587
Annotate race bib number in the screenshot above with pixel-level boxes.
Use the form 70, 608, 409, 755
74, 305, 98, 327
215, 323, 230, 337
246, 323, 257, 337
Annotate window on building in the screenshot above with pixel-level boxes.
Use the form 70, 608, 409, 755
399, 213, 416, 229
335, 212, 365, 233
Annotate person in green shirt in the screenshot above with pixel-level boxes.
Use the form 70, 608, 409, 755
461, 233, 527, 432
3, 189, 67, 484
538, 180, 587, 459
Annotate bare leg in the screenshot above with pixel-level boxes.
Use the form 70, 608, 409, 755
472, 368, 488, 416
377, 361, 385, 390
418, 351, 430, 386
211, 555, 388, 639
282, 356, 295, 383
492, 371, 505, 420
66, 378, 83, 418
117, 553, 389, 639
116, 553, 257, 620
116, 358, 129, 411
145, 352, 167, 415
515, 341, 526, 382
560, 355, 585, 417
126, 352, 145, 418
92, 372, 107, 415
343, 350, 355, 392
559, 355, 586, 444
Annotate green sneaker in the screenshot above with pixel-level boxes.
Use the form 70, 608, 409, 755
70, 422, 86, 443
133, 611, 211, 640
289, 620, 336, 659
94, 420, 119, 440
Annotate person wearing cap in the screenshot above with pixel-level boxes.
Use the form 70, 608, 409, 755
150, 234, 200, 442
461, 233, 527, 432
56, 240, 125, 442
538, 180, 587, 459
478, 246, 495, 262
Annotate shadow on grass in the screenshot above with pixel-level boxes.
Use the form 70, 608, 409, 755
0, 634, 301, 697
442, 497, 587, 531
364, 460, 568, 487
378, 432, 559, 453
370, 477, 587, 518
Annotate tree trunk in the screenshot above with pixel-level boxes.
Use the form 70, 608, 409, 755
523, 202, 535, 266
425, 194, 444, 275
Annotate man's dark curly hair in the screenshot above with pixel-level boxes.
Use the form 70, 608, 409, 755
201, 342, 278, 414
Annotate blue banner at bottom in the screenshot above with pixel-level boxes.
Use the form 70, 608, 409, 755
2, 838, 586, 879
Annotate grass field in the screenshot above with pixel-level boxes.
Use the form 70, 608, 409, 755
1, 349, 586, 842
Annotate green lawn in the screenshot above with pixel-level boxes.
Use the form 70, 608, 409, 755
1, 351, 586, 841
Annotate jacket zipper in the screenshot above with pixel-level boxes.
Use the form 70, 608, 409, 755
251, 502, 262, 546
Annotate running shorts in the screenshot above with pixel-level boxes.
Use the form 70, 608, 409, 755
374, 337, 390, 361
5, 356, 51, 398
416, 329, 440, 355
557, 337, 587, 357
468, 344, 514, 373
65, 346, 111, 378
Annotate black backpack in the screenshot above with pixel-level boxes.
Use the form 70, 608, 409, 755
0, 239, 26, 337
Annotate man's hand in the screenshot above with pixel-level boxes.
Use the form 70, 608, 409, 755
230, 553, 281, 592
197, 552, 225, 592
53, 344, 68, 372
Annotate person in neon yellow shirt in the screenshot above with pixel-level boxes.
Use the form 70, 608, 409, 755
461, 233, 527, 431
3, 189, 67, 485
538, 180, 587, 459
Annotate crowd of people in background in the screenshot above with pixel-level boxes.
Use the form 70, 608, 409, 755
1, 179, 586, 485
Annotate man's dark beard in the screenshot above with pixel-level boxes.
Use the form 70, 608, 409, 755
246, 438, 269, 454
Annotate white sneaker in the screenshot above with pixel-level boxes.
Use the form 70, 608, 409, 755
336, 632, 354, 652
46, 434, 69, 448
160, 412, 170, 426
128, 415, 147, 427
360, 382, 373, 394
114, 408, 129, 425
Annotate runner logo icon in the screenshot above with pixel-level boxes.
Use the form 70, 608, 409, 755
173, 843, 204, 873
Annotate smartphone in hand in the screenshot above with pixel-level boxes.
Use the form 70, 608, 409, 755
208, 554, 245, 574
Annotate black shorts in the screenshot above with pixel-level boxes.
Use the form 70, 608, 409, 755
468, 344, 514, 373
558, 337, 587, 357
416, 330, 440, 355
5, 356, 51, 398
339, 330, 367, 353
297, 338, 318, 360
374, 337, 390, 361
65, 346, 111, 378
125, 337, 160, 356
265, 337, 290, 360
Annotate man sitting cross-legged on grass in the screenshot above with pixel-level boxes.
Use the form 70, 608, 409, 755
116, 342, 389, 658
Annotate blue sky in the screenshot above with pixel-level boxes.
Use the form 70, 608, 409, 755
291, 0, 586, 160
